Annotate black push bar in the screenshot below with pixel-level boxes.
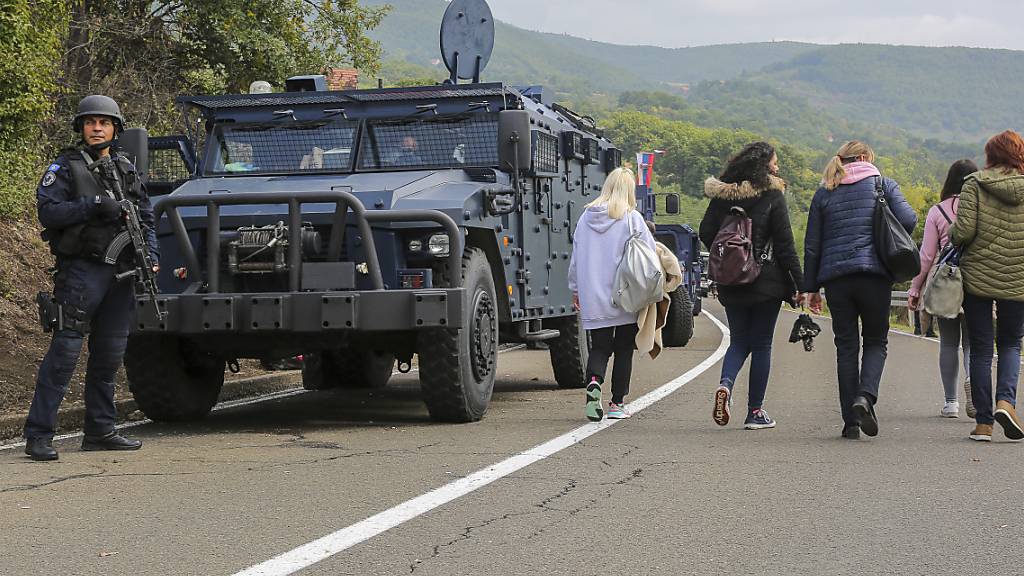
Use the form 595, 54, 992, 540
153, 190, 463, 292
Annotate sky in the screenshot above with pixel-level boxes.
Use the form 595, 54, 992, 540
483, 0, 1024, 51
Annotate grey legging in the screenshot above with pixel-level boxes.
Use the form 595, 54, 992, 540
936, 315, 970, 402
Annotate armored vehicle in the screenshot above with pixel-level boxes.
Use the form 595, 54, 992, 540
126, 0, 696, 423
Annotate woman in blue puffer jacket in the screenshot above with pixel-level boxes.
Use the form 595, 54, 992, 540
803, 141, 917, 440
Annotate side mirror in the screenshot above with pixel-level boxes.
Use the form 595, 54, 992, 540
119, 128, 149, 184
664, 193, 680, 215
498, 110, 531, 174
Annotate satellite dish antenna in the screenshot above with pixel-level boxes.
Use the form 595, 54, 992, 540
439, 0, 495, 84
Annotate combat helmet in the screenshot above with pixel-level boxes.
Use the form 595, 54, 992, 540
72, 95, 125, 133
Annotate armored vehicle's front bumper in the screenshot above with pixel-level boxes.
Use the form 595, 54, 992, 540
134, 289, 462, 334
135, 189, 465, 335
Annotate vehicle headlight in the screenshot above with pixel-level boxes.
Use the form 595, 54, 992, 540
427, 234, 450, 257
408, 239, 423, 252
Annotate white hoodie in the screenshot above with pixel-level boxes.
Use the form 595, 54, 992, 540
568, 206, 655, 330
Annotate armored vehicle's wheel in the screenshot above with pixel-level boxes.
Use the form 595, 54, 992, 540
692, 292, 703, 317
302, 349, 395, 390
301, 352, 335, 390
417, 248, 498, 422
124, 334, 225, 421
663, 286, 695, 348
547, 313, 590, 388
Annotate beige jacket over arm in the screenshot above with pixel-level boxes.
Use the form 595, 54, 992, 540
636, 242, 684, 359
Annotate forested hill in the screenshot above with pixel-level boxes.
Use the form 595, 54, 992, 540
367, 0, 1024, 144
749, 44, 1024, 143
363, 0, 651, 93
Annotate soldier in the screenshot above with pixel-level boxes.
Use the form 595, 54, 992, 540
24, 95, 159, 461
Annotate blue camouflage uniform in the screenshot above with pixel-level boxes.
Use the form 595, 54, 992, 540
24, 148, 159, 441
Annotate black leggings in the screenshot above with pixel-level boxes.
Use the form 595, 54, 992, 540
586, 323, 639, 404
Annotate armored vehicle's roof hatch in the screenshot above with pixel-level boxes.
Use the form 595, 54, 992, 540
440, 0, 495, 84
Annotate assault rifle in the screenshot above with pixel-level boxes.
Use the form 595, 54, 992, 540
94, 155, 166, 321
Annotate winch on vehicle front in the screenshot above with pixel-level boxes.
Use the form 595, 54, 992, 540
226, 221, 322, 274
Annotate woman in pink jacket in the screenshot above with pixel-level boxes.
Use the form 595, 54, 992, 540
907, 159, 978, 418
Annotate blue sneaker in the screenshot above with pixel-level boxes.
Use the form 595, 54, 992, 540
744, 409, 776, 430
585, 380, 603, 422
607, 402, 631, 419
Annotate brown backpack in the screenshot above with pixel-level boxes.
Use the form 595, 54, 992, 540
708, 206, 768, 286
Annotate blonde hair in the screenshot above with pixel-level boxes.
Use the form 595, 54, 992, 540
822, 141, 876, 190
587, 167, 637, 219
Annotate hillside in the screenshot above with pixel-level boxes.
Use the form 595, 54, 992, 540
536, 34, 817, 85
363, 0, 653, 98
750, 44, 1024, 142
366, 0, 1024, 143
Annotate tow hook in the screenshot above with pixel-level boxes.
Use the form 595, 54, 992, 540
228, 358, 241, 373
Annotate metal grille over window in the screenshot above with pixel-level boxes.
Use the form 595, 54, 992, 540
149, 149, 190, 182
532, 132, 559, 175
358, 114, 498, 170
209, 120, 357, 175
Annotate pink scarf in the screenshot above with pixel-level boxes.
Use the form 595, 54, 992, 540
840, 161, 881, 185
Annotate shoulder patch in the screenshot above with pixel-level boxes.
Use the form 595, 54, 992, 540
41, 171, 57, 187
47, 163, 61, 172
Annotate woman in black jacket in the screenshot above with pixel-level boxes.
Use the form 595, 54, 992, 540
699, 142, 803, 430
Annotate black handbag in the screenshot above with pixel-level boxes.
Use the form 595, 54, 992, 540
872, 176, 920, 283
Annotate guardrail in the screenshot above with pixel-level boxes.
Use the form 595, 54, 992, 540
891, 291, 909, 308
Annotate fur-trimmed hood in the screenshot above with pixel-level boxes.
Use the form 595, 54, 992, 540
703, 175, 786, 200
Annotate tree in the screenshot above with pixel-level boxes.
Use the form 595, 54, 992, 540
0, 0, 66, 217
56, 0, 389, 136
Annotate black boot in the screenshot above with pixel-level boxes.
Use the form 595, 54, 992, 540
25, 438, 58, 461
852, 396, 878, 437
81, 432, 142, 451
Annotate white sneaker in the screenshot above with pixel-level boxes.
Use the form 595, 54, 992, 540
941, 401, 960, 418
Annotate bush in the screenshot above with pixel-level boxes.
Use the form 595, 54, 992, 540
0, 1, 65, 219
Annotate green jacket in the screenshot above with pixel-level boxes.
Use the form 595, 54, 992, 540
950, 168, 1024, 301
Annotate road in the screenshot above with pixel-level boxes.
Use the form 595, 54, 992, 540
2, 301, 1023, 576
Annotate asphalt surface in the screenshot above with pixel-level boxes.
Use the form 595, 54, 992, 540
2, 301, 1022, 576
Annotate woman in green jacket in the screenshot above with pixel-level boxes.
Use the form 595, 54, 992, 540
950, 130, 1024, 442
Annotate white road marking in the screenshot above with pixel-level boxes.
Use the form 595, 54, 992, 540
231, 311, 730, 576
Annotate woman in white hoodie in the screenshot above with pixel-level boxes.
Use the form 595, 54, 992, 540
568, 167, 656, 421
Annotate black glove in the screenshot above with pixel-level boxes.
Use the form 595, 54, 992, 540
93, 195, 122, 221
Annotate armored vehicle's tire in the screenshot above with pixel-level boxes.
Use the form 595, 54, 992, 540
301, 352, 335, 390
547, 313, 590, 388
692, 293, 703, 317
124, 334, 225, 421
662, 286, 695, 348
338, 350, 395, 389
417, 248, 497, 422
302, 349, 395, 390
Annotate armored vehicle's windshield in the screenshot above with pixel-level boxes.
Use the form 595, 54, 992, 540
357, 114, 498, 171
208, 120, 358, 175
205, 114, 499, 175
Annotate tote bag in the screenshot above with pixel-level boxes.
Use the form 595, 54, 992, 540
922, 243, 964, 319
612, 216, 664, 313
873, 176, 920, 283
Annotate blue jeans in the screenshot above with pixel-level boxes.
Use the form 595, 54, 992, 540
962, 293, 1024, 425
720, 300, 782, 411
